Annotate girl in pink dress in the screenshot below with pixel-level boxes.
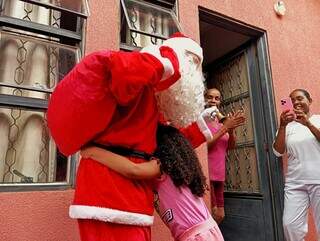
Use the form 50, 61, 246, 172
81, 124, 225, 241
205, 88, 245, 224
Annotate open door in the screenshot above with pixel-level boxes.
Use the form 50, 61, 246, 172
199, 8, 284, 241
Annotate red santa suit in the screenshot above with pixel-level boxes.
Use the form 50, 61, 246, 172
47, 35, 205, 241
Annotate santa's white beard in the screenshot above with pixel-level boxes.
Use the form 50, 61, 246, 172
156, 56, 205, 128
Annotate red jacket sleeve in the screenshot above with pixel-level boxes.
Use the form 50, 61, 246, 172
180, 122, 206, 149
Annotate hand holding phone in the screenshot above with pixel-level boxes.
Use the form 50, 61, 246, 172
280, 98, 295, 126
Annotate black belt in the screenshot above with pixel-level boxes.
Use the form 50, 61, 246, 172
90, 142, 153, 161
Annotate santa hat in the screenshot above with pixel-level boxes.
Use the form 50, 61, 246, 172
162, 32, 203, 62
141, 33, 203, 92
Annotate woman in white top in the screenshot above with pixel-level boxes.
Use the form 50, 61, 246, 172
273, 89, 320, 241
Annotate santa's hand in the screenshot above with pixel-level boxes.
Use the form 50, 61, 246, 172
196, 107, 218, 141
141, 45, 174, 81
201, 106, 218, 120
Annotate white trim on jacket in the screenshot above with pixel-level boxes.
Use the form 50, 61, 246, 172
69, 205, 154, 226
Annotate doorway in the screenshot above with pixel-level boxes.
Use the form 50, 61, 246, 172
199, 8, 284, 241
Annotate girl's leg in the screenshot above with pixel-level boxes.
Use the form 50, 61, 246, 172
210, 181, 217, 209
283, 183, 309, 241
210, 181, 224, 207
213, 181, 224, 208
211, 181, 225, 224
78, 219, 151, 241
308, 184, 320, 239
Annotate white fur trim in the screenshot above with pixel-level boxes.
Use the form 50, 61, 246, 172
196, 116, 213, 141
162, 37, 203, 62
69, 205, 154, 226
141, 45, 174, 81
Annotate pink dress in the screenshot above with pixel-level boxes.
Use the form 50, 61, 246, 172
207, 120, 229, 181
154, 175, 224, 241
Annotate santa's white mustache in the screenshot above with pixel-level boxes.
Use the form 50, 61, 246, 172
156, 64, 205, 128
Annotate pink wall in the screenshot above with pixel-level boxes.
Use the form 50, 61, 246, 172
85, 0, 119, 53
1, 1, 319, 241
178, 0, 320, 114
0, 190, 79, 241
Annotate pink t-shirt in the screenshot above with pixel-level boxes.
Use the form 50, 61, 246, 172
207, 120, 229, 181
154, 175, 210, 240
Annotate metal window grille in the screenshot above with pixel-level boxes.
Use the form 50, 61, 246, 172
0, 0, 88, 190
120, 0, 180, 50
211, 52, 260, 193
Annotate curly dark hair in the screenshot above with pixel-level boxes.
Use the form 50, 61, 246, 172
154, 124, 207, 197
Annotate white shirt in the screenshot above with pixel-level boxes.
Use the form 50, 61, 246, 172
273, 115, 320, 184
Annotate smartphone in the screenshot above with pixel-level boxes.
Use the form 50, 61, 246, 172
280, 97, 293, 112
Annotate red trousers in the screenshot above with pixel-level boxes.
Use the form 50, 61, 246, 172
78, 219, 151, 241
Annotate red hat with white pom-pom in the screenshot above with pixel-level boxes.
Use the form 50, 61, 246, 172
141, 32, 203, 92
162, 32, 203, 62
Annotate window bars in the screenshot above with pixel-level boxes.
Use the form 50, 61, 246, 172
0, 0, 87, 190
120, 0, 180, 50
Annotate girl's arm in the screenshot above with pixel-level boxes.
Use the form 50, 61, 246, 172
227, 129, 236, 149
80, 146, 161, 179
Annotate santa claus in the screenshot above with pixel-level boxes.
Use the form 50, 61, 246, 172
47, 33, 212, 241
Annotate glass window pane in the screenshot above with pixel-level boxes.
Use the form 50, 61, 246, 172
225, 147, 259, 193
143, 0, 176, 9
0, 0, 86, 32
121, 29, 166, 48
121, 0, 180, 48
209, 52, 260, 193
214, 53, 249, 100
23, 0, 89, 16
221, 97, 254, 144
0, 106, 69, 184
0, 31, 79, 100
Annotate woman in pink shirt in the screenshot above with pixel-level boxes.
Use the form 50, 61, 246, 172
205, 88, 245, 223
81, 124, 224, 241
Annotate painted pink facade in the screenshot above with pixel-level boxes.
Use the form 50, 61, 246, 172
1, 1, 319, 241
0, 190, 79, 241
